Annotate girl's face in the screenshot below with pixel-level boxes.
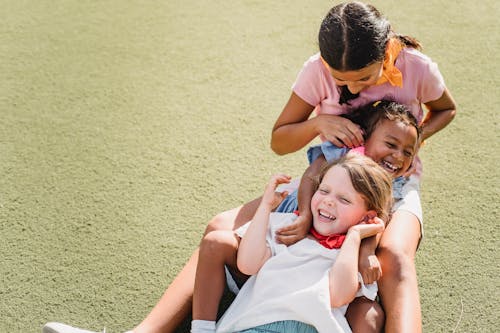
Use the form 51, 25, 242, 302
322, 58, 383, 94
364, 119, 418, 178
311, 165, 370, 236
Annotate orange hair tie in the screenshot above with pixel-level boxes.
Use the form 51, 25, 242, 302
376, 38, 403, 87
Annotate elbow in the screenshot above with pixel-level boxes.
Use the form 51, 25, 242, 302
270, 139, 287, 156
237, 261, 258, 276
270, 129, 295, 155
330, 281, 357, 308
445, 101, 457, 123
237, 255, 260, 275
330, 295, 353, 308
272, 147, 287, 156
449, 108, 457, 121
441, 105, 457, 123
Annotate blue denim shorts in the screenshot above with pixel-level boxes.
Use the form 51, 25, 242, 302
275, 189, 299, 213
238, 320, 318, 333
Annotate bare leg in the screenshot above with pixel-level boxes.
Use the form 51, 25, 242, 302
376, 210, 422, 333
192, 230, 245, 320
133, 198, 262, 333
346, 297, 385, 333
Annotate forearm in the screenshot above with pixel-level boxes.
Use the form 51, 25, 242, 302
329, 230, 362, 307
421, 88, 457, 141
297, 158, 324, 218
237, 204, 272, 275
271, 117, 320, 155
421, 110, 455, 141
360, 233, 381, 257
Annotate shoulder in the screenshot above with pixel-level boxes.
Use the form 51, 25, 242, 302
302, 52, 323, 68
397, 48, 439, 71
398, 47, 446, 97
293, 53, 338, 108
295, 53, 326, 82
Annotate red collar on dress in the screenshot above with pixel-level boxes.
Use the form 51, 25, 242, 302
293, 211, 346, 249
309, 227, 346, 249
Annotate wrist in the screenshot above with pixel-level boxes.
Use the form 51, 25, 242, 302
359, 236, 377, 253
311, 116, 324, 137
346, 229, 362, 243
298, 208, 312, 217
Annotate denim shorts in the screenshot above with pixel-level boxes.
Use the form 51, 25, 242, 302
238, 320, 318, 333
275, 189, 299, 213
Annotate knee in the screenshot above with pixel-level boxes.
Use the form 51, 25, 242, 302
377, 244, 415, 282
199, 230, 237, 259
205, 212, 232, 234
346, 298, 385, 333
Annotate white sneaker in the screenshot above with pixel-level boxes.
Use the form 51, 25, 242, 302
42, 322, 106, 333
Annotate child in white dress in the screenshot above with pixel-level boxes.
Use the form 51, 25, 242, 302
192, 154, 393, 333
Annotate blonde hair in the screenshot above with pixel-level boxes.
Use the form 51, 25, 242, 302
318, 153, 393, 222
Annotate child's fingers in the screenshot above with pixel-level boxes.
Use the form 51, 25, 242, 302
276, 223, 299, 236
275, 173, 292, 183
364, 216, 385, 228
275, 233, 302, 245
372, 216, 385, 228
264, 174, 291, 195
269, 173, 292, 186
352, 222, 384, 239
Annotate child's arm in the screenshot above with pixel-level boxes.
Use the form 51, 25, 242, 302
329, 217, 385, 307
358, 234, 383, 284
275, 155, 326, 245
237, 174, 291, 275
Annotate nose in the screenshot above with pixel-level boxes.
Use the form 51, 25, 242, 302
347, 82, 363, 94
392, 149, 404, 161
323, 196, 336, 207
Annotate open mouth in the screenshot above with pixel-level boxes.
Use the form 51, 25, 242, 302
318, 210, 336, 223
380, 160, 400, 174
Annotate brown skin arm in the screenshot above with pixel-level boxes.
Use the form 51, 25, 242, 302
403, 87, 457, 177
421, 88, 457, 142
271, 92, 317, 155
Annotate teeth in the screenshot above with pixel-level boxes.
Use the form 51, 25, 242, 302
319, 210, 335, 220
381, 160, 399, 173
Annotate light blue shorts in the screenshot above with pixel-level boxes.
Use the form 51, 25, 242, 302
275, 189, 299, 213
237, 320, 318, 333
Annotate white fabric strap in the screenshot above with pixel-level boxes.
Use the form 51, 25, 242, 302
191, 320, 216, 333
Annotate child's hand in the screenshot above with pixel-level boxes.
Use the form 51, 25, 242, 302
348, 216, 385, 240
275, 213, 312, 245
316, 114, 364, 148
261, 174, 291, 208
358, 253, 382, 284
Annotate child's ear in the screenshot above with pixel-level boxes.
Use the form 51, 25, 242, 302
361, 210, 378, 222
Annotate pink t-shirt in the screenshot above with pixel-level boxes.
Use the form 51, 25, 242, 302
292, 48, 446, 177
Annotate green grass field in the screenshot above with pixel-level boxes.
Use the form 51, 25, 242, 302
1, 0, 499, 332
